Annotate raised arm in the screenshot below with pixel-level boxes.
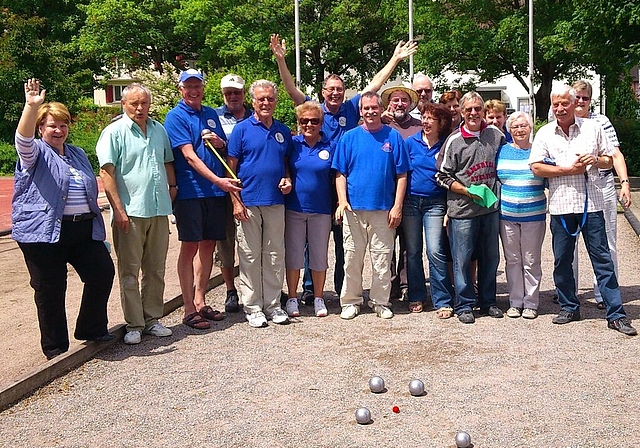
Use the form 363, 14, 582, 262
364, 41, 418, 93
270, 34, 306, 106
18, 78, 46, 138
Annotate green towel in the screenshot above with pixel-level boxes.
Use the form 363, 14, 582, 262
467, 184, 498, 208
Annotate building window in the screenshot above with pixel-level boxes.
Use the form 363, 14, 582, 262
114, 85, 124, 102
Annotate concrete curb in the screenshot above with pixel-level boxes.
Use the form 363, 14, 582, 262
0, 267, 237, 411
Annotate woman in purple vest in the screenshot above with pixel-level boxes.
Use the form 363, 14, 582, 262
12, 79, 115, 360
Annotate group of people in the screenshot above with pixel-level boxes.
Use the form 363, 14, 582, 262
13, 40, 637, 359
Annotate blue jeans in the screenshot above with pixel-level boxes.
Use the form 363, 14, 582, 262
448, 211, 500, 313
550, 212, 625, 321
402, 195, 454, 309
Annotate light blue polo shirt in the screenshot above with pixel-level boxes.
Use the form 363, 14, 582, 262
228, 115, 293, 207
285, 134, 335, 214
164, 100, 227, 199
96, 114, 174, 217
332, 124, 409, 211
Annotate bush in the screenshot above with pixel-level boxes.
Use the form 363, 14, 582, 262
612, 117, 640, 176
0, 141, 17, 175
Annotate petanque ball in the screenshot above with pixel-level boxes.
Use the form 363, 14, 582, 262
355, 407, 371, 424
455, 431, 472, 448
408, 379, 424, 396
368, 376, 385, 393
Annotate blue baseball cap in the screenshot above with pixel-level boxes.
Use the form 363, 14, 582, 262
179, 69, 204, 83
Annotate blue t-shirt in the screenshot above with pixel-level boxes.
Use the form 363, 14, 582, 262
228, 116, 293, 207
306, 94, 361, 144
405, 131, 447, 199
332, 124, 409, 211
164, 100, 226, 199
496, 143, 546, 222
285, 134, 335, 214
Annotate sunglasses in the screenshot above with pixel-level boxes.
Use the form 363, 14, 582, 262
299, 118, 320, 125
415, 88, 433, 95
464, 106, 483, 113
576, 95, 591, 101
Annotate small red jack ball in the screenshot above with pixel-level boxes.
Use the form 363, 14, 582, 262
392, 406, 400, 413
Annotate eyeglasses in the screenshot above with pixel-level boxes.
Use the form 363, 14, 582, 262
323, 87, 344, 93
463, 106, 483, 113
415, 88, 433, 95
254, 96, 275, 103
576, 95, 591, 102
510, 123, 530, 130
299, 118, 320, 125
223, 90, 244, 96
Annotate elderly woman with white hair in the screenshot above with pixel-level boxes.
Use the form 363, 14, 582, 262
496, 111, 547, 319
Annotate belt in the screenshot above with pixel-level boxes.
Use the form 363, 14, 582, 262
62, 212, 97, 222
600, 169, 613, 176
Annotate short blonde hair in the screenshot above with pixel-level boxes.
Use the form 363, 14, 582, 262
37, 102, 71, 127
484, 99, 506, 115
295, 101, 324, 132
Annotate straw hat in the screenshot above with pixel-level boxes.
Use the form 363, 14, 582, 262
380, 85, 419, 110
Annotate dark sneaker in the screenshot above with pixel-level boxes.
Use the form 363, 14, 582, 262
608, 317, 638, 336
552, 309, 581, 324
280, 290, 289, 308
301, 289, 314, 306
458, 310, 475, 324
225, 289, 240, 313
480, 305, 504, 318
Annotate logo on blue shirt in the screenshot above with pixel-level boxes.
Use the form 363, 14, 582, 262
206, 119, 218, 129
381, 142, 392, 153
339, 116, 347, 127
275, 132, 285, 143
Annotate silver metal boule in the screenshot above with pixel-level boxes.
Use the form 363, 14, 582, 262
368, 376, 385, 393
455, 431, 471, 448
408, 379, 425, 396
355, 407, 371, 424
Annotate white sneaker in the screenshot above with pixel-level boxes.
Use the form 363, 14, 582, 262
286, 298, 300, 317
123, 330, 142, 345
143, 322, 172, 337
314, 297, 328, 317
369, 303, 394, 319
270, 308, 290, 325
340, 304, 359, 320
506, 307, 522, 318
246, 311, 268, 328
521, 308, 538, 319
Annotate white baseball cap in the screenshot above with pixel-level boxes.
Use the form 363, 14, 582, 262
220, 74, 245, 90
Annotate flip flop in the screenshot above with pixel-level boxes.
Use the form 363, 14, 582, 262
183, 312, 211, 329
199, 305, 224, 321
408, 302, 423, 313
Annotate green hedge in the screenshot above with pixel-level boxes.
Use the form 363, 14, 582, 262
0, 106, 120, 175
612, 117, 640, 177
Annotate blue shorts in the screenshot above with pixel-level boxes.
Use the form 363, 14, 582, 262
173, 197, 227, 242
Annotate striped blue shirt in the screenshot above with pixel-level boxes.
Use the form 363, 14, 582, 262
496, 143, 546, 222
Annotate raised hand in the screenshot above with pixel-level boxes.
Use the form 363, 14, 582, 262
24, 78, 46, 107
393, 40, 418, 61
270, 34, 286, 59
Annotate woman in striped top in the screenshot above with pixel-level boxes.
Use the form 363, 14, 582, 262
12, 78, 115, 360
496, 111, 547, 319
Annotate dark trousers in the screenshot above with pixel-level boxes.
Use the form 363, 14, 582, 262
19, 220, 115, 358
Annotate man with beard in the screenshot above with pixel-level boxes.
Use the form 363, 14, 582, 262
436, 91, 505, 324
529, 85, 636, 336
270, 34, 417, 302
332, 92, 410, 320
380, 85, 422, 138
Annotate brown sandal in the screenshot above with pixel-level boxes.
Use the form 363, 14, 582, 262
408, 302, 423, 313
435, 307, 454, 319
199, 305, 224, 321
183, 312, 211, 329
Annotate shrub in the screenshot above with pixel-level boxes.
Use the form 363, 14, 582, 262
612, 117, 640, 176
0, 141, 17, 175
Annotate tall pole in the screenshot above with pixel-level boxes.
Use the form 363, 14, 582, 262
528, 0, 535, 119
409, 0, 414, 81
294, 0, 301, 87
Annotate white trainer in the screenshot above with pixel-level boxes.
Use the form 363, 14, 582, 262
246, 311, 268, 328
286, 298, 300, 317
270, 308, 290, 325
143, 322, 172, 337
314, 297, 328, 317
369, 303, 394, 319
340, 304, 359, 320
123, 330, 142, 345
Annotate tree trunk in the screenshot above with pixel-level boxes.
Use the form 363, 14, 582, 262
535, 65, 555, 121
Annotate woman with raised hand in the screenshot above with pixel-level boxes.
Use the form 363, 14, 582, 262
12, 78, 115, 359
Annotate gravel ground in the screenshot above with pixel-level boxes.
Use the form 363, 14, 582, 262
1, 214, 639, 447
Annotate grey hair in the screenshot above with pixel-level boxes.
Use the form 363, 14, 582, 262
571, 80, 593, 97
249, 80, 278, 99
412, 73, 433, 87
506, 111, 533, 130
550, 85, 576, 102
359, 91, 383, 109
459, 91, 484, 109
122, 83, 152, 103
